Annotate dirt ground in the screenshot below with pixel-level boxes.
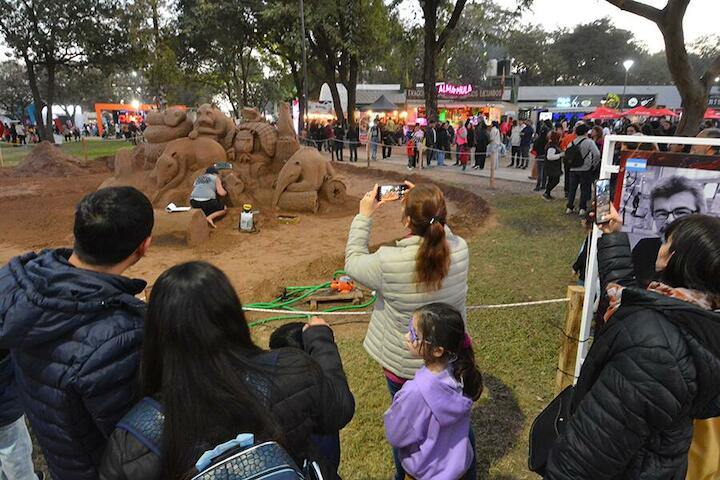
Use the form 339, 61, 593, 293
0, 159, 489, 320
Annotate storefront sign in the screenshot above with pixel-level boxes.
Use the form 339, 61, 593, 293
438, 83, 473, 96
554, 94, 657, 110
709, 95, 720, 108
406, 79, 504, 102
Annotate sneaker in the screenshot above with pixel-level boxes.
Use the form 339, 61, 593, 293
579, 209, 587, 217
565, 208, 574, 214
407, 166, 413, 171
532, 187, 542, 192
543, 194, 552, 201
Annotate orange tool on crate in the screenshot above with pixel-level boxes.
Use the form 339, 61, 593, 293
331, 275, 355, 294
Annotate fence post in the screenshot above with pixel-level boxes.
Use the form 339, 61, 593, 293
82, 138, 88, 163
0, 144, 4, 168
490, 148, 497, 189
366, 139, 370, 168
555, 285, 585, 394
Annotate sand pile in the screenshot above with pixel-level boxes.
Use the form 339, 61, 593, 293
13, 142, 85, 177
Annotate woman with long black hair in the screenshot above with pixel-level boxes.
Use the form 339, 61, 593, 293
99, 262, 354, 480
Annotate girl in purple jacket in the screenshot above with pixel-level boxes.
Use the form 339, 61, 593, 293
384, 303, 483, 480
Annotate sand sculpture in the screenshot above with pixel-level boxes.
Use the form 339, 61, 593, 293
100, 103, 346, 225
273, 148, 346, 213
143, 108, 193, 166
189, 104, 237, 157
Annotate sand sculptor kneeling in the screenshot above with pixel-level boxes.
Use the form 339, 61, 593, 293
190, 166, 227, 228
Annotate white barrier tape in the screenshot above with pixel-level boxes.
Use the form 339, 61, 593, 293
243, 297, 569, 317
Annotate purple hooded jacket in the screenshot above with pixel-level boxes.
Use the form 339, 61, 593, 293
384, 366, 473, 480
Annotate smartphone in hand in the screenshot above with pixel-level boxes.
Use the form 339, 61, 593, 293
376, 184, 407, 201
595, 179, 612, 224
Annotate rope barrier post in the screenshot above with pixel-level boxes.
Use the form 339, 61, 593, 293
82, 138, 88, 163
490, 148, 497, 189
366, 138, 370, 168
555, 285, 585, 394
0, 144, 4, 168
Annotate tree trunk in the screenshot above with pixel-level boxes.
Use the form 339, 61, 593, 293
25, 59, 52, 141
422, 1, 438, 122
45, 62, 56, 141
346, 55, 358, 128
290, 65, 305, 133
327, 77, 344, 122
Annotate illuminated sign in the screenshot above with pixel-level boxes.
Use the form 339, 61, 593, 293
118, 112, 145, 125
438, 83, 473, 96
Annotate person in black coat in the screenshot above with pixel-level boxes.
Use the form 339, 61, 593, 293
0, 187, 153, 480
99, 262, 355, 480
545, 211, 720, 480
474, 123, 489, 170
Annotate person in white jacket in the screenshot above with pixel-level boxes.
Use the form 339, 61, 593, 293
344, 181, 469, 480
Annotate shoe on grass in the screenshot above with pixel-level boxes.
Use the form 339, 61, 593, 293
565, 208, 573, 214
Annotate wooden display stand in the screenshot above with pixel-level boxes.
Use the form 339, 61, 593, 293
305, 288, 364, 311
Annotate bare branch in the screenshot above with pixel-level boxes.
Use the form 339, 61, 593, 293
436, 0, 468, 50
701, 54, 720, 89
604, 0, 663, 24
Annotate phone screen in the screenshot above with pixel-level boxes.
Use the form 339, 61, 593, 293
376, 185, 407, 201
595, 179, 612, 224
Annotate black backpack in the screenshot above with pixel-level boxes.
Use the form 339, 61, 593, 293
565, 137, 589, 169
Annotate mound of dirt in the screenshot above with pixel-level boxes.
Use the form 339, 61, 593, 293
13, 142, 85, 177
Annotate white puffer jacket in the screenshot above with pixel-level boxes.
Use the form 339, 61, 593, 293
344, 214, 469, 379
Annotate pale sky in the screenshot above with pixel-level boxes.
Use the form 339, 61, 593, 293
497, 0, 720, 53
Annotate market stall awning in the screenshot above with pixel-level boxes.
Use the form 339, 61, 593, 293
583, 106, 621, 120
705, 108, 720, 120
650, 107, 678, 117
624, 105, 655, 116
360, 95, 398, 112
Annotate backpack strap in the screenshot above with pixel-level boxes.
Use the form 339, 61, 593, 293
116, 397, 165, 456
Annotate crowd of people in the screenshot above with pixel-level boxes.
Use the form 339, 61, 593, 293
0, 122, 37, 145
1, 110, 720, 480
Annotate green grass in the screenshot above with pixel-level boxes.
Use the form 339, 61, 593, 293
337, 193, 585, 479
0, 139, 133, 166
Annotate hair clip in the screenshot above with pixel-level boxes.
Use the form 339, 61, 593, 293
429, 217, 435, 224
462, 333, 473, 350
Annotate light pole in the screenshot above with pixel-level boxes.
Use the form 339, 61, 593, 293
621, 59, 634, 112
299, 0, 309, 134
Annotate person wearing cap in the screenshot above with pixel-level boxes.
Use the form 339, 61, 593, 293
190, 167, 227, 228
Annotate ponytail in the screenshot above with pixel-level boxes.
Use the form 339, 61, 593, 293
453, 339, 483, 400
405, 184, 451, 291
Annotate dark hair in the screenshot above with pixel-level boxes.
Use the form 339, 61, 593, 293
649, 175, 706, 214
661, 215, 720, 297
205, 166, 219, 175
73, 187, 153, 266
404, 184, 450, 291
414, 303, 483, 400
548, 130, 562, 145
575, 124, 590, 136
269, 322, 305, 350
143, 261, 281, 479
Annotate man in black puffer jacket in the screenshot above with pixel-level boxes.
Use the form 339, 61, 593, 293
546, 216, 720, 480
0, 187, 154, 480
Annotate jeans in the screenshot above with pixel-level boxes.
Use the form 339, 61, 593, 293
371, 141, 378, 160
510, 146, 520, 166
455, 144, 462, 163
545, 175, 561, 197
310, 432, 340, 474
334, 141, 344, 161
408, 152, 416, 168
349, 144, 357, 162
567, 170, 592, 211
436, 148, 445, 166
386, 377, 477, 480
0, 416, 38, 480
383, 145, 393, 158
474, 150, 486, 169
520, 146, 530, 168
535, 159, 546, 190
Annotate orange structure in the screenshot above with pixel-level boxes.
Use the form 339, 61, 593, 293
94, 103, 188, 136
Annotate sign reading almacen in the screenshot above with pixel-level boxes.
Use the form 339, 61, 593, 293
406, 80, 504, 102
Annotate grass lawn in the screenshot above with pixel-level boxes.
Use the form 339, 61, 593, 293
336, 192, 585, 479
0, 139, 133, 166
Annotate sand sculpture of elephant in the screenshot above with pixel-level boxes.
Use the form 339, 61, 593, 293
272, 148, 338, 208
151, 136, 227, 205
189, 104, 236, 153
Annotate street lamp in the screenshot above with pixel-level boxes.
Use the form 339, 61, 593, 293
130, 100, 140, 111
621, 59, 634, 112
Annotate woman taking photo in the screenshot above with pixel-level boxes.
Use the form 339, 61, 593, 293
344, 182, 471, 480
545, 210, 720, 480
100, 261, 355, 480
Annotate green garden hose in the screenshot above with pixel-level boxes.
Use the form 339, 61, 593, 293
245, 270, 376, 328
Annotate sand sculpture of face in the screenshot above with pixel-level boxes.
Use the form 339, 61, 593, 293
272, 148, 337, 207
235, 130, 254, 161
155, 151, 180, 189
